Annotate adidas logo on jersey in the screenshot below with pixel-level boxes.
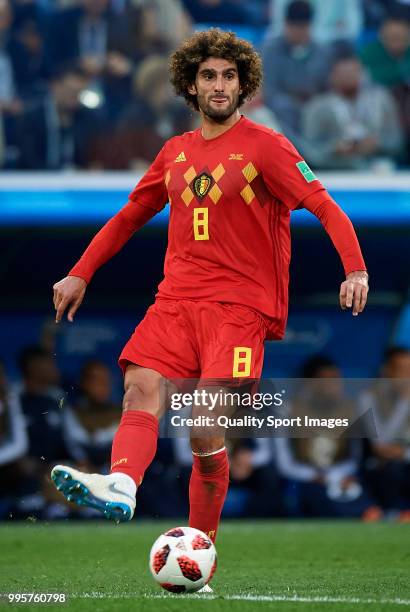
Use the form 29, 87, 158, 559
174, 151, 187, 162
229, 153, 243, 160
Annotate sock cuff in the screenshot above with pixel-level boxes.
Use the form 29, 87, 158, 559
192, 448, 229, 475
121, 410, 159, 434
192, 446, 226, 458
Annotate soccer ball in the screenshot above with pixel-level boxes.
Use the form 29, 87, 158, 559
149, 526, 217, 593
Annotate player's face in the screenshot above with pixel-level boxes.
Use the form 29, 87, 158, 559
189, 57, 242, 123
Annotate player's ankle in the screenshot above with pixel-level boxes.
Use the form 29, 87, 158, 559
110, 472, 138, 494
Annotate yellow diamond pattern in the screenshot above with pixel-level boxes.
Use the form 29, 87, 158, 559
208, 184, 222, 204
240, 184, 255, 205
242, 162, 258, 184
184, 166, 196, 184
211, 163, 225, 182
181, 186, 194, 206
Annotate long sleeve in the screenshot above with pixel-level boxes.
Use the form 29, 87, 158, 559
70, 143, 168, 283
69, 201, 157, 283
302, 191, 367, 275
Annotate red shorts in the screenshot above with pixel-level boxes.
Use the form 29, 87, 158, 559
119, 299, 267, 380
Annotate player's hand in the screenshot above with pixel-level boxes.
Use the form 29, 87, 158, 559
53, 276, 87, 323
339, 271, 369, 316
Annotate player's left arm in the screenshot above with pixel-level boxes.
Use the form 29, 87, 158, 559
258, 133, 368, 316
302, 191, 369, 316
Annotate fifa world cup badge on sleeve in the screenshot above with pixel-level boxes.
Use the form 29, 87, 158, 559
296, 161, 317, 183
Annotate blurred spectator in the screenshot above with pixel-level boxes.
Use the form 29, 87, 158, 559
47, 0, 133, 117
261, 0, 332, 152
18, 345, 66, 464
0, 361, 29, 519
181, 0, 269, 26
360, 10, 410, 163
0, 112, 4, 165
269, 0, 364, 44
49, 0, 114, 75
173, 433, 281, 518
16, 64, 106, 169
275, 356, 380, 519
395, 81, 410, 163
224, 439, 282, 518
360, 346, 410, 516
363, 0, 410, 29
301, 54, 403, 169
363, 0, 392, 29
10, 0, 49, 25
16, 345, 68, 518
48, 0, 179, 84
62, 360, 121, 472
8, 14, 49, 100
361, 10, 410, 162
130, 0, 192, 51
0, 0, 24, 167
47, 0, 191, 122
90, 55, 193, 169
359, 11, 410, 89
120, 54, 192, 144
242, 91, 282, 131
0, 0, 18, 108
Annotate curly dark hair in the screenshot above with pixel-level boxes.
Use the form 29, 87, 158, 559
170, 29, 263, 111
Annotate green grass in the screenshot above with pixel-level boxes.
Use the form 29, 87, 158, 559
0, 521, 409, 611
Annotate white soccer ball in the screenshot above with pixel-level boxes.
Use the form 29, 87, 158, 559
149, 526, 217, 593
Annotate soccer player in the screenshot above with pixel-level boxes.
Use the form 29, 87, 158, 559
51, 29, 368, 542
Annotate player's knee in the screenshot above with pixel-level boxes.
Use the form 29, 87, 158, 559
123, 366, 164, 415
122, 383, 144, 412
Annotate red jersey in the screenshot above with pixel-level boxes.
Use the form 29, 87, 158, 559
129, 116, 325, 340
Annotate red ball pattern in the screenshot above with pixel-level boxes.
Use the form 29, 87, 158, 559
192, 534, 212, 550
165, 528, 185, 538
152, 545, 170, 574
177, 555, 202, 582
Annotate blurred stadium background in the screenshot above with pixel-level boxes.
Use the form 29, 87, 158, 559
0, 0, 409, 524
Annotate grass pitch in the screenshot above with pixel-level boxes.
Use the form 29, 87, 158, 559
0, 521, 409, 611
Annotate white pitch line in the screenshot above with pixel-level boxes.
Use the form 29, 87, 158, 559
226, 595, 410, 606
72, 592, 410, 606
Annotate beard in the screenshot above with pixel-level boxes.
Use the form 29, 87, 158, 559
197, 91, 239, 123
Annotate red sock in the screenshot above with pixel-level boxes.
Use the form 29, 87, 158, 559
110, 411, 158, 486
189, 448, 229, 542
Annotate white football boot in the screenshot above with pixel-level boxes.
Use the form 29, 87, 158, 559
51, 465, 136, 522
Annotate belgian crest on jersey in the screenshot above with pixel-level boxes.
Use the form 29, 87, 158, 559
194, 173, 212, 198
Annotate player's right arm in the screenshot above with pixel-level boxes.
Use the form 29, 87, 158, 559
53, 202, 157, 323
53, 145, 169, 323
